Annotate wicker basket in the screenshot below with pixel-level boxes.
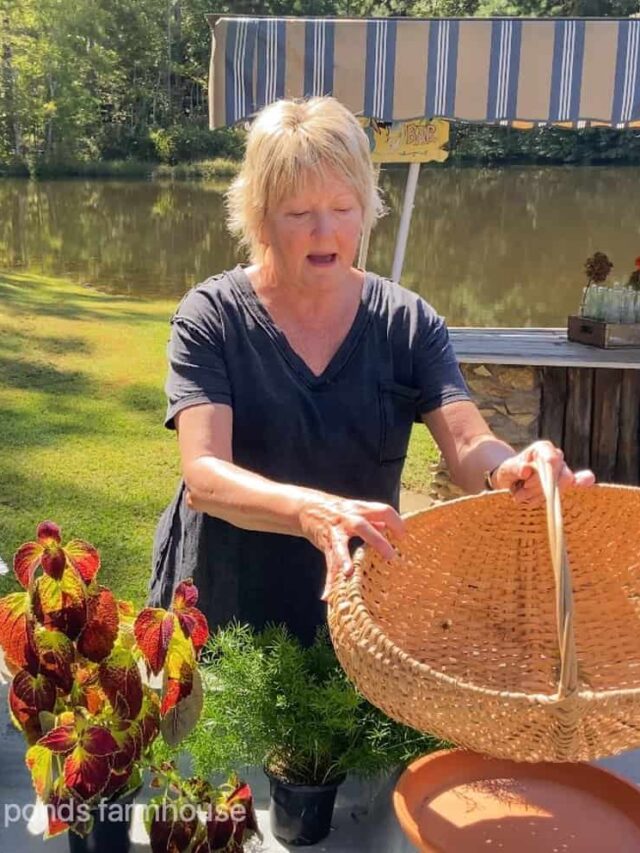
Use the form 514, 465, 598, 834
328, 464, 640, 762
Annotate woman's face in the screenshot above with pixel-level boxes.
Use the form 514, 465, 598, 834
260, 169, 364, 289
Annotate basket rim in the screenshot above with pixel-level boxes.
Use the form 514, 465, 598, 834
330, 482, 640, 704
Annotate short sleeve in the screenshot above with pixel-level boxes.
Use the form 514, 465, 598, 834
164, 296, 232, 430
413, 301, 470, 416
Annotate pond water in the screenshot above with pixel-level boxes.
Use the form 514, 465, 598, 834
1, 165, 639, 326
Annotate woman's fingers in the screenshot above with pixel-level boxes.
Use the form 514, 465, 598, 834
351, 502, 405, 538
320, 511, 403, 601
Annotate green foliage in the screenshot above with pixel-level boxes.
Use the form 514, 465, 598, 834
169, 623, 443, 787
2, 0, 640, 173
150, 125, 245, 164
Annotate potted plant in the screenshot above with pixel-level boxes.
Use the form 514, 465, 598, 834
0, 520, 259, 852
165, 623, 442, 847
145, 760, 260, 852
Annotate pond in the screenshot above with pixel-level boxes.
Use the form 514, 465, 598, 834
1, 165, 639, 326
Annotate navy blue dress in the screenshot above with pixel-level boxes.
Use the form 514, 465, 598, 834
148, 265, 469, 645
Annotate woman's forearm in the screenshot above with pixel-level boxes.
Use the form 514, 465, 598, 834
183, 456, 325, 536
449, 434, 517, 494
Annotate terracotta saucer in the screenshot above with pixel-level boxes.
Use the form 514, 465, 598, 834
393, 749, 640, 852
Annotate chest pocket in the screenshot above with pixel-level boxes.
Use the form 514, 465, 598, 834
378, 381, 420, 464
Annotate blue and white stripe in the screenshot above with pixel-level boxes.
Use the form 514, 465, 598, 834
612, 20, 640, 126
224, 18, 256, 125
364, 20, 397, 121
487, 20, 522, 121
304, 20, 334, 97
426, 20, 459, 119
549, 20, 585, 123
256, 19, 286, 111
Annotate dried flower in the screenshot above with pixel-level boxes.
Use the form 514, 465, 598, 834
584, 252, 613, 285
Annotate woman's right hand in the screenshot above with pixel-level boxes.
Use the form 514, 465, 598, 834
298, 495, 405, 602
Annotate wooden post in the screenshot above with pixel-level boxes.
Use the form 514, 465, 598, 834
563, 368, 594, 471
590, 369, 623, 483
614, 370, 640, 484
539, 367, 568, 448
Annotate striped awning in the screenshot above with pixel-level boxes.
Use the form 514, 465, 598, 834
208, 16, 640, 130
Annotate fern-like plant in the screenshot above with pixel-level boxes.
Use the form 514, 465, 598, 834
158, 623, 444, 787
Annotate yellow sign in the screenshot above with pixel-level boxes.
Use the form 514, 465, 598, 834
360, 118, 449, 163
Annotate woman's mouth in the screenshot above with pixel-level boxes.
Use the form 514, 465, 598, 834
307, 253, 337, 266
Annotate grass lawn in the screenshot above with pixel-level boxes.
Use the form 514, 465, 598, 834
0, 271, 437, 603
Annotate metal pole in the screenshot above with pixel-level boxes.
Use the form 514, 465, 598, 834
358, 163, 381, 270
391, 161, 420, 282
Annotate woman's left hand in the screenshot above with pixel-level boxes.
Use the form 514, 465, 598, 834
492, 440, 595, 505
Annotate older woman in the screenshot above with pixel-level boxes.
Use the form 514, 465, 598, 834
148, 96, 594, 645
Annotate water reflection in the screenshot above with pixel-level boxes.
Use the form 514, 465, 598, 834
1, 166, 639, 326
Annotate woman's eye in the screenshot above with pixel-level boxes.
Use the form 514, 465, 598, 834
288, 211, 309, 218
334, 208, 352, 213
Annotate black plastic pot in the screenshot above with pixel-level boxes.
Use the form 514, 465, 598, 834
67, 785, 141, 853
265, 769, 345, 846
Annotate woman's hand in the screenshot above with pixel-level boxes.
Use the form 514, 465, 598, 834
298, 495, 405, 602
492, 440, 595, 505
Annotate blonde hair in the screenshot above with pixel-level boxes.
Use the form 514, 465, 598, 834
226, 97, 385, 262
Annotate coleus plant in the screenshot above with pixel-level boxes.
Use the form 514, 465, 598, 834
0, 520, 227, 842
145, 762, 260, 853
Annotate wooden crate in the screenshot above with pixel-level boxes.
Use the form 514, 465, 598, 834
567, 315, 640, 349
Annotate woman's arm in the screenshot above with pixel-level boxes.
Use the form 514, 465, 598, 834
176, 403, 404, 598
423, 400, 595, 502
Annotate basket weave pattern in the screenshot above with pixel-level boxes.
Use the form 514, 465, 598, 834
328, 481, 640, 762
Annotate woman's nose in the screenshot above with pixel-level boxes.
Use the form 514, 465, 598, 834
311, 211, 333, 236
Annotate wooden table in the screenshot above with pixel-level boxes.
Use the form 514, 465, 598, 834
449, 328, 640, 485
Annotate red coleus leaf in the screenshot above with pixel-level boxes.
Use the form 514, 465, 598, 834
10, 669, 57, 720
77, 586, 119, 663
0, 591, 32, 671
73, 663, 105, 715
227, 781, 260, 839
99, 646, 143, 720
26, 743, 55, 801
149, 812, 200, 853
64, 539, 100, 585
172, 579, 199, 610
33, 566, 87, 640
13, 541, 44, 588
40, 544, 66, 581
176, 610, 209, 654
134, 608, 174, 675
37, 521, 61, 543
44, 783, 73, 839
172, 580, 209, 653
101, 767, 133, 801
207, 808, 235, 850
39, 724, 78, 754
82, 724, 119, 756
109, 719, 140, 772
13, 522, 67, 587
160, 620, 197, 716
9, 671, 56, 744
137, 686, 161, 750
64, 746, 112, 801
34, 627, 75, 694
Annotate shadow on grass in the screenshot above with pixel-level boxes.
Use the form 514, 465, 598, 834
118, 383, 166, 417
0, 275, 173, 325
0, 325, 93, 356
0, 354, 94, 395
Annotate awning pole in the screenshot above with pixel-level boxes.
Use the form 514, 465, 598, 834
357, 163, 381, 270
391, 161, 420, 282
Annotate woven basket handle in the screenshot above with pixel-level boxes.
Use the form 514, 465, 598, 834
536, 460, 579, 699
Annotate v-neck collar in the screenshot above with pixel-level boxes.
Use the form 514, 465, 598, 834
228, 264, 374, 389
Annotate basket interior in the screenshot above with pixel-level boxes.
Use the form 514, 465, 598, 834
359, 487, 640, 696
